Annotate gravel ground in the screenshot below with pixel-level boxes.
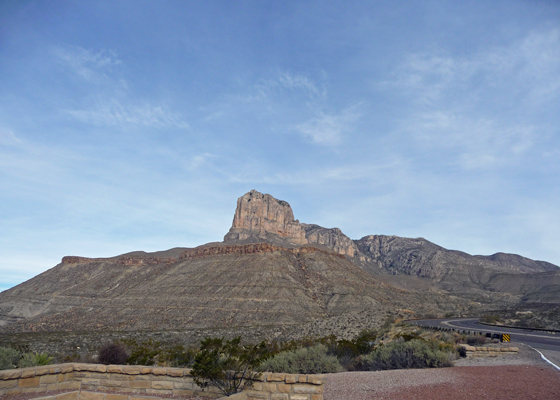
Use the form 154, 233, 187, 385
324, 344, 560, 400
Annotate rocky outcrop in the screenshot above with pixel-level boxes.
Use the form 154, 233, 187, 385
223, 190, 359, 257
302, 224, 358, 257
224, 190, 307, 245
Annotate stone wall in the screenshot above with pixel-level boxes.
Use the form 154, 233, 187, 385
458, 344, 519, 357
0, 363, 324, 400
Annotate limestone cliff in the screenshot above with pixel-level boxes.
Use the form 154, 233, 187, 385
302, 224, 358, 257
223, 190, 359, 257
224, 190, 307, 245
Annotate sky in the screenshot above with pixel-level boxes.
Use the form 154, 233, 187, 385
1, 0, 560, 292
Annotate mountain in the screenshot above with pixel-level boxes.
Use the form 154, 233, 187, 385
1, 189, 558, 342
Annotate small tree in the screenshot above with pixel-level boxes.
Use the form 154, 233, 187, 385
190, 337, 270, 396
98, 343, 129, 365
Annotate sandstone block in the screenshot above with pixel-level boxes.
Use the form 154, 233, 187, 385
105, 394, 129, 400
243, 390, 268, 399
290, 396, 309, 400
0, 380, 18, 389
140, 367, 153, 374
123, 366, 141, 375
1, 370, 22, 380
21, 368, 37, 378
293, 384, 322, 394
268, 373, 286, 382
271, 394, 289, 400
307, 375, 324, 385
36, 367, 51, 376
129, 381, 151, 389
107, 365, 124, 373
61, 365, 74, 373
285, 374, 296, 384
152, 381, 174, 390
19, 377, 40, 388
298, 376, 307, 383
166, 368, 184, 377
276, 383, 291, 393
56, 392, 80, 400
311, 395, 323, 400
262, 382, 277, 392
151, 368, 167, 375
172, 381, 193, 390
40, 375, 59, 384
78, 391, 105, 400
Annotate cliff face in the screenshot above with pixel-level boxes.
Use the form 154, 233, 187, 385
223, 190, 358, 256
224, 190, 307, 245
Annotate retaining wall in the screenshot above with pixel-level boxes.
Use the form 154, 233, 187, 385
458, 344, 519, 358
0, 363, 324, 400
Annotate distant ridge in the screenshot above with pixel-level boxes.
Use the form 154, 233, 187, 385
0, 189, 558, 340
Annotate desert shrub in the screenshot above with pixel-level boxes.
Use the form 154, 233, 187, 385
457, 346, 467, 358
18, 352, 53, 368
98, 343, 129, 365
466, 335, 487, 346
161, 345, 196, 367
0, 347, 21, 370
359, 339, 454, 371
122, 338, 161, 366
191, 336, 270, 396
260, 344, 343, 374
480, 315, 502, 324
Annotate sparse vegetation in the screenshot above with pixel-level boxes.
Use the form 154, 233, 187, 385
18, 352, 53, 368
358, 339, 455, 370
480, 315, 502, 324
0, 347, 53, 370
190, 336, 271, 396
0, 347, 21, 370
260, 344, 343, 374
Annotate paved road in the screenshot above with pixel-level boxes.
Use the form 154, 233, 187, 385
410, 317, 560, 369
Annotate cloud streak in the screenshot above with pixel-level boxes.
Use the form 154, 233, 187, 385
295, 105, 361, 146
65, 100, 190, 129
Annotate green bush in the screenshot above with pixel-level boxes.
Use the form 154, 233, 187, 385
191, 337, 270, 396
359, 339, 454, 371
161, 345, 196, 367
260, 344, 343, 374
0, 347, 21, 370
121, 338, 161, 366
18, 352, 53, 368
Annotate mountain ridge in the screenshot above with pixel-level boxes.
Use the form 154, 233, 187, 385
1, 189, 558, 339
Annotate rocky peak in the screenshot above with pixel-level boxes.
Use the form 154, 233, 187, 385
302, 224, 358, 257
223, 190, 360, 257
224, 190, 307, 245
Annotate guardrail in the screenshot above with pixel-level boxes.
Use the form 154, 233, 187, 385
477, 321, 560, 334
412, 324, 510, 342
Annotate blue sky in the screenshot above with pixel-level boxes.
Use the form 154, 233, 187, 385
1, 0, 560, 292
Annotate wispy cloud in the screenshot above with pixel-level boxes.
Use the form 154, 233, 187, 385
295, 105, 361, 146
65, 100, 190, 129
409, 111, 535, 169
0, 128, 22, 146
386, 28, 560, 106
53, 45, 122, 84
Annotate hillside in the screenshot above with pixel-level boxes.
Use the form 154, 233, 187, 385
1, 189, 558, 340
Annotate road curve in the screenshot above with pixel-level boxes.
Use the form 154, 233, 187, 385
410, 317, 560, 368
